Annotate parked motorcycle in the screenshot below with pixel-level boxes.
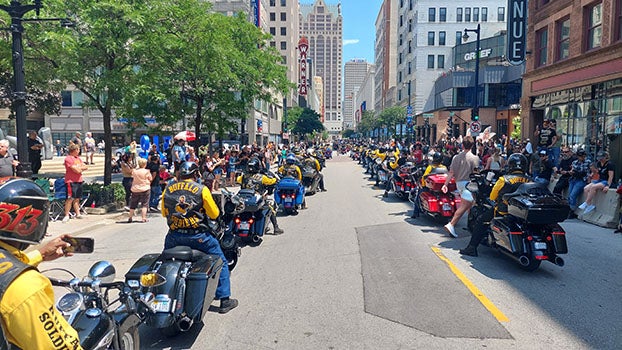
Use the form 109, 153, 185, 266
227, 187, 275, 244
125, 244, 223, 337
47, 261, 147, 349
466, 180, 570, 271
466, 170, 501, 233
220, 188, 245, 271
274, 175, 306, 215
301, 165, 321, 195
409, 168, 460, 223
388, 162, 416, 200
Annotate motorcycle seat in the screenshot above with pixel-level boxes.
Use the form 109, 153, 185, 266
502, 182, 549, 201
161, 246, 207, 262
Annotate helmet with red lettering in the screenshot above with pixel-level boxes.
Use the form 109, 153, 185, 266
0, 177, 49, 248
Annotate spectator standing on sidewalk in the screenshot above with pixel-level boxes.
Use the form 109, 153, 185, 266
534, 119, 557, 154
27, 131, 43, 174
442, 136, 480, 238
83, 132, 96, 165
62, 143, 88, 222
120, 151, 137, 210
550, 119, 563, 166
70, 131, 82, 156
55, 139, 63, 157
0, 139, 19, 176
127, 157, 152, 223
147, 154, 161, 212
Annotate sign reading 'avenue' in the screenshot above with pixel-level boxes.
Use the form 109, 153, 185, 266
507, 0, 527, 65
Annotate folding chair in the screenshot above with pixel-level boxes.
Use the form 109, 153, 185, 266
34, 177, 65, 221
54, 178, 91, 217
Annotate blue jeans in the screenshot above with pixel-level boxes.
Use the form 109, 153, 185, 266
567, 178, 586, 210
150, 185, 161, 208
164, 232, 231, 300
549, 147, 561, 167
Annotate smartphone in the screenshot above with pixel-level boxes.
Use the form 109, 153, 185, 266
62, 237, 94, 254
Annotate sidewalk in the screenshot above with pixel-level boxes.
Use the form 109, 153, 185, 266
46, 210, 126, 238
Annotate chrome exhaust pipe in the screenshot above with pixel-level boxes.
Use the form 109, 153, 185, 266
251, 234, 261, 243
518, 255, 530, 267
553, 256, 565, 267
178, 316, 193, 332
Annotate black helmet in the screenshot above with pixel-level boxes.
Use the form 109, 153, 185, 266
0, 178, 50, 247
507, 153, 528, 172
432, 152, 443, 164
179, 161, 199, 179
247, 157, 261, 173
286, 154, 297, 165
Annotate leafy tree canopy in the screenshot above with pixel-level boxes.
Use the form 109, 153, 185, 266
292, 107, 323, 137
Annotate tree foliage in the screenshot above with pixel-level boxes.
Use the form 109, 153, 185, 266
357, 110, 378, 135
378, 106, 405, 137
292, 108, 324, 137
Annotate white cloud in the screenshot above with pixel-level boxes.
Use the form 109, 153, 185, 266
343, 39, 360, 46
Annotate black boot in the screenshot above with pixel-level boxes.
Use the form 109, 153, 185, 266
219, 298, 238, 314
273, 226, 284, 235
383, 191, 388, 197
459, 245, 478, 257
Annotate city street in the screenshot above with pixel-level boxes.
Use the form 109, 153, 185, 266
41, 154, 622, 350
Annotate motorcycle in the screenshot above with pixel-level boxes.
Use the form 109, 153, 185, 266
466, 171, 501, 233
466, 180, 570, 271
125, 243, 224, 336
274, 175, 306, 215
409, 167, 461, 223
301, 165, 321, 195
47, 261, 147, 349
219, 188, 245, 271
388, 162, 416, 200
227, 187, 275, 244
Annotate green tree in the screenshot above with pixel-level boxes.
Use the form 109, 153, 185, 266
357, 110, 378, 136
511, 114, 522, 140
378, 106, 406, 138
284, 106, 303, 131
342, 129, 355, 138
292, 108, 324, 138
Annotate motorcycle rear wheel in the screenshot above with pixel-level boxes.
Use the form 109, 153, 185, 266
119, 327, 140, 349
520, 258, 541, 272
160, 323, 181, 338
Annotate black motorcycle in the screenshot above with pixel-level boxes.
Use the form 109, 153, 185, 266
125, 244, 223, 337
47, 261, 146, 349
467, 179, 570, 271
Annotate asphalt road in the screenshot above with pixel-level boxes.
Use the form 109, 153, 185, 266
43, 153, 622, 349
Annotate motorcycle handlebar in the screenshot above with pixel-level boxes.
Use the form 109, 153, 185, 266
50, 278, 126, 290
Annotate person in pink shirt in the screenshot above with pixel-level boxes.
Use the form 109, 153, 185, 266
62, 143, 88, 223
127, 157, 152, 222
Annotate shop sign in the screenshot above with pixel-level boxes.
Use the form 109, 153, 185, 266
507, 0, 527, 65
606, 115, 622, 135
532, 86, 591, 108
464, 48, 492, 61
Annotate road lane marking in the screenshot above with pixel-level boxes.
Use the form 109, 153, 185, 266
431, 246, 509, 323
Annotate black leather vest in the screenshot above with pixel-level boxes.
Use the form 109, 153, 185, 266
241, 173, 265, 194
497, 174, 531, 214
282, 165, 299, 178
163, 180, 209, 233
0, 247, 34, 350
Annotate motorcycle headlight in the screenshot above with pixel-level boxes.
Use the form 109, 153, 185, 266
56, 292, 83, 314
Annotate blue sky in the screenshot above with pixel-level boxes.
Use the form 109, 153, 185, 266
299, 0, 383, 63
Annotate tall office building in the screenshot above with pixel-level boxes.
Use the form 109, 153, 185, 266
396, 0, 506, 115
343, 59, 374, 129
374, 0, 398, 112
300, 0, 343, 134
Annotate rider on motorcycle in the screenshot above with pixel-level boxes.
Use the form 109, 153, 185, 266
0, 178, 83, 349
459, 153, 531, 257
278, 154, 302, 181
302, 150, 327, 192
162, 161, 239, 313
411, 152, 446, 218
237, 157, 285, 234
383, 148, 407, 197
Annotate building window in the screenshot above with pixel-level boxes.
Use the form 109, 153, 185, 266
270, 41, 276, 47
280, 12, 286, 21
270, 0, 275, 6
409, 0, 413, 11
586, 2, 602, 50
400, 15, 403, 27
399, 52, 403, 64
399, 33, 403, 46
557, 17, 570, 61
428, 31, 435, 45
473, 8, 479, 22
398, 89, 402, 101
429, 8, 436, 22
465, 8, 471, 22
457, 8, 463, 22
440, 8, 446, 22
439, 31, 446, 46
280, 27, 286, 35
270, 27, 276, 35
438, 55, 445, 69
408, 40, 412, 53
280, 41, 287, 50
408, 61, 412, 75
270, 12, 275, 21
498, 7, 505, 21
400, 0, 403, 8
280, 0, 286, 6
482, 7, 488, 22
398, 71, 402, 83
456, 31, 463, 45
427, 55, 435, 68
536, 27, 548, 67
408, 19, 412, 32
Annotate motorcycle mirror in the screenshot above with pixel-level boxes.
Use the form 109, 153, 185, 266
140, 272, 167, 287
88, 261, 116, 283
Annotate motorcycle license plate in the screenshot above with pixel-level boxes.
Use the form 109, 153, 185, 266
239, 222, 250, 230
533, 242, 547, 250
442, 203, 452, 211
151, 298, 171, 313
284, 198, 293, 203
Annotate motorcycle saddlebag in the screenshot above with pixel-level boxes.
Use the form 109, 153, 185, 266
185, 254, 223, 321
425, 174, 456, 192
277, 177, 301, 191
238, 189, 263, 212
507, 195, 570, 224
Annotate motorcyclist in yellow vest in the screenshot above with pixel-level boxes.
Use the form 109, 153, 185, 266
460, 153, 531, 257
383, 147, 405, 197
0, 177, 84, 350
277, 154, 302, 181
421, 152, 447, 187
237, 157, 284, 234
162, 161, 238, 314
302, 150, 327, 191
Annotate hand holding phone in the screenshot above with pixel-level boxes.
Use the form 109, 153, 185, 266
62, 236, 95, 254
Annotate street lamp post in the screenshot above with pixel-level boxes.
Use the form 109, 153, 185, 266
463, 23, 481, 122
0, 0, 44, 177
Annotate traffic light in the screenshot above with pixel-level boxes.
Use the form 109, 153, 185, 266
471, 108, 479, 122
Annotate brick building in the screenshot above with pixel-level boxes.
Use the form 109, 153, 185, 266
522, 0, 622, 177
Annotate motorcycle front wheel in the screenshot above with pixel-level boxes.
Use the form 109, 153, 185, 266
119, 327, 140, 349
